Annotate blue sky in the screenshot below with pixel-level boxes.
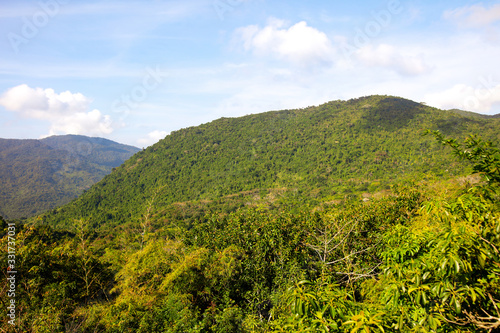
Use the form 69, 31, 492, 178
1, 0, 500, 147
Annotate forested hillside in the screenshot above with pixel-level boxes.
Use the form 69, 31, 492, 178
0, 135, 139, 219
1, 96, 499, 332
40, 96, 499, 231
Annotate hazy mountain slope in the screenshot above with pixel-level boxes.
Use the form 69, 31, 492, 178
0, 135, 139, 219
39, 96, 500, 230
41, 135, 140, 167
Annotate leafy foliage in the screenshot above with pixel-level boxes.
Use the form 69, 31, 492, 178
0, 224, 114, 332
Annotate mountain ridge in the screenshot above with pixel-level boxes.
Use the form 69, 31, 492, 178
0, 135, 140, 219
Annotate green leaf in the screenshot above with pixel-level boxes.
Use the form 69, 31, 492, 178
454, 259, 460, 273
454, 297, 461, 314
440, 258, 448, 271
478, 252, 486, 268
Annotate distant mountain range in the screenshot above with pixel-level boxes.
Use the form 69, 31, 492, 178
0, 135, 140, 219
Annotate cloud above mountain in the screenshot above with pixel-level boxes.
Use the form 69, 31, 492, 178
0, 84, 114, 137
356, 44, 432, 76
235, 18, 335, 67
234, 18, 433, 78
138, 130, 168, 147
425, 81, 500, 113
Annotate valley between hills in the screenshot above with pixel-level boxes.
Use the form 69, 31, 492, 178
0, 135, 140, 220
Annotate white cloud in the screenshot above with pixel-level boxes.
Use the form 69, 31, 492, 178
356, 44, 432, 76
137, 130, 168, 147
425, 82, 500, 114
444, 4, 500, 28
235, 19, 335, 66
0, 84, 113, 136
233, 19, 433, 76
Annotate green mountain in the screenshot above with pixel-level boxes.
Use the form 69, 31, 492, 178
3, 95, 500, 332
0, 135, 139, 219
40, 95, 499, 230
